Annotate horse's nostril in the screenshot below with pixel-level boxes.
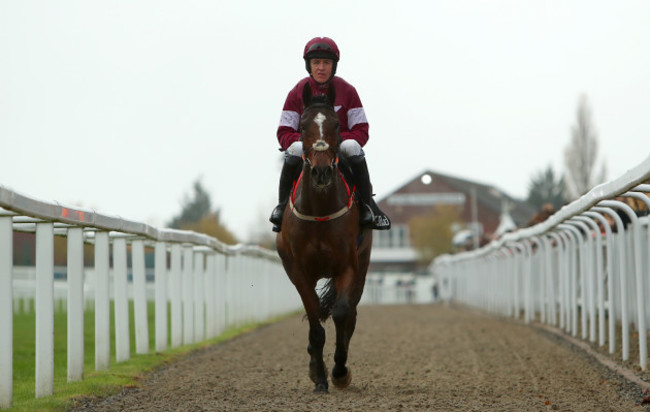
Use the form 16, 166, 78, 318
311, 166, 333, 186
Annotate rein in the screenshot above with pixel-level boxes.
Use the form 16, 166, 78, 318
289, 169, 356, 222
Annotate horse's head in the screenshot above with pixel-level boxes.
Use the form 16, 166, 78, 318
300, 83, 341, 189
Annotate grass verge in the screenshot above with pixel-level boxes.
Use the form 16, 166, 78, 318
9, 301, 295, 412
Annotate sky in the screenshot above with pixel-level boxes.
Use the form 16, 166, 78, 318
1, 1, 649, 242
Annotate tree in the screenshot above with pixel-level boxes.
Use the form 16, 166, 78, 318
168, 178, 238, 244
168, 178, 213, 229
181, 212, 237, 245
408, 206, 461, 266
563, 95, 607, 199
247, 204, 278, 250
526, 165, 567, 211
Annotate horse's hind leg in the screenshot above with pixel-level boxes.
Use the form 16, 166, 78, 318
331, 263, 368, 389
331, 297, 355, 388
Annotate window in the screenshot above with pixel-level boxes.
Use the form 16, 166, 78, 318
372, 225, 410, 248
373, 230, 389, 248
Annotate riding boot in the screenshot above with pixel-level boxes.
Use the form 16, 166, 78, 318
348, 155, 391, 230
270, 155, 303, 232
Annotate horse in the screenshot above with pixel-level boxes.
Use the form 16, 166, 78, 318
276, 82, 373, 393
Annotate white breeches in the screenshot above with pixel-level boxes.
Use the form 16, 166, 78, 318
286, 140, 364, 159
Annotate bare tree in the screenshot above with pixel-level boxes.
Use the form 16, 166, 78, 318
563, 95, 607, 199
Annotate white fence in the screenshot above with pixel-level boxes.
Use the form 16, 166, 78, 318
361, 273, 437, 305
431, 155, 650, 370
0, 185, 301, 409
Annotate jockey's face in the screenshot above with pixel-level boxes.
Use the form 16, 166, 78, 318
310, 58, 333, 83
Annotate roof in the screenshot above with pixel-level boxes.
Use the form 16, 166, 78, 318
377, 169, 536, 227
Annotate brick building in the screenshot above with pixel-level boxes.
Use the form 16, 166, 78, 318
369, 170, 535, 273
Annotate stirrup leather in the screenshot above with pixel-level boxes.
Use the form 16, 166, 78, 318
359, 203, 374, 226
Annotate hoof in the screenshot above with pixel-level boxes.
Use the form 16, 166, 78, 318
313, 383, 329, 393
309, 364, 328, 384
331, 367, 352, 389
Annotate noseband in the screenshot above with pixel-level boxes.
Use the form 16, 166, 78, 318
302, 138, 339, 169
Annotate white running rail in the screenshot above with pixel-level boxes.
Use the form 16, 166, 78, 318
431, 155, 650, 371
0, 185, 300, 408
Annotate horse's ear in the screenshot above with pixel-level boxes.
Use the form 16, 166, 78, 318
327, 85, 336, 108
302, 82, 312, 108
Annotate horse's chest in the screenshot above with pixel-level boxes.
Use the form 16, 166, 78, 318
296, 238, 349, 269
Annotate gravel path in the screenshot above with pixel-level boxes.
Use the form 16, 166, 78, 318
70, 304, 650, 411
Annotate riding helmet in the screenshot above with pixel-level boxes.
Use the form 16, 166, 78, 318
303, 37, 340, 79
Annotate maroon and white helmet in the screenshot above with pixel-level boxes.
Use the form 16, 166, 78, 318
303, 37, 340, 77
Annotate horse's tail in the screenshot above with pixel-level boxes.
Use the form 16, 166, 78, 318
318, 278, 337, 321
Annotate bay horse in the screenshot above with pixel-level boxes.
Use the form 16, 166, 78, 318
276, 83, 373, 393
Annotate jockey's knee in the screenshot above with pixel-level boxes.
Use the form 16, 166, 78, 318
286, 141, 304, 157
339, 140, 364, 159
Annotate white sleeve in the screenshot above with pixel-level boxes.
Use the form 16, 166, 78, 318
279, 110, 300, 130
347, 107, 368, 129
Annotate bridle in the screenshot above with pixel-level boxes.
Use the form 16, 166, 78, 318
301, 137, 340, 169
290, 107, 355, 222
299, 105, 341, 169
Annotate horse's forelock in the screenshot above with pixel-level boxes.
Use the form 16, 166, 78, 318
305, 95, 334, 113
301, 96, 336, 123
308, 95, 331, 106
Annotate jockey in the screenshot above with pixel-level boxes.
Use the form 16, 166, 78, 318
270, 36, 391, 233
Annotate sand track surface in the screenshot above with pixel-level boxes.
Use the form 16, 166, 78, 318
70, 304, 650, 411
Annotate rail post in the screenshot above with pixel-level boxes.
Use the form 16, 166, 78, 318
170, 244, 183, 348
94, 231, 111, 370
193, 250, 205, 343
600, 199, 647, 370
583, 211, 613, 349
132, 239, 149, 355
592, 206, 630, 361
35, 222, 54, 398
113, 237, 130, 362
67, 227, 84, 381
182, 245, 194, 345
155, 241, 168, 352
558, 226, 580, 337
568, 219, 597, 343
205, 253, 217, 340
0, 215, 13, 408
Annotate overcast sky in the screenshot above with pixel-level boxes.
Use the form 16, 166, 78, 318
1, 1, 649, 241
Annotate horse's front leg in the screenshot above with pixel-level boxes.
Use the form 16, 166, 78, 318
330, 267, 360, 388
307, 315, 328, 393
294, 279, 329, 393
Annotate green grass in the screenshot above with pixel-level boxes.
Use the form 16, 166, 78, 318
9, 300, 293, 412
